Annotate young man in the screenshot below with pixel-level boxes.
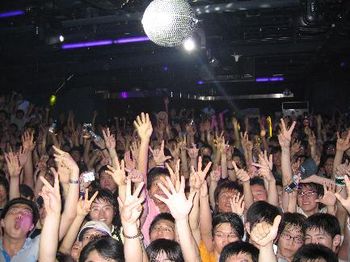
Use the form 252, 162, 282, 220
0, 198, 40, 261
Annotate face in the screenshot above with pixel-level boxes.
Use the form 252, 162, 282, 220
297, 185, 319, 214
153, 250, 174, 262
150, 219, 176, 242
273, 151, 281, 167
84, 249, 117, 262
213, 223, 240, 254
323, 158, 334, 175
89, 198, 115, 228
81, 228, 107, 248
250, 184, 267, 202
277, 224, 304, 259
99, 172, 117, 193
305, 228, 339, 252
1, 204, 34, 238
217, 188, 239, 213
149, 175, 170, 212
225, 252, 254, 262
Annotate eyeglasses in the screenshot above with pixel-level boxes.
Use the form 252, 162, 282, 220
152, 225, 175, 233
297, 190, 317, 198
281, 232, 304, 244
214, 232, 238, 239
8, 207, 33, 217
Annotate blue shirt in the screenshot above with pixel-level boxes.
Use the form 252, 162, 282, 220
0, 235, 40, 262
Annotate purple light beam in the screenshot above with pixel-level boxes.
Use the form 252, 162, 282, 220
61, 40, 113, 50
114, 36, 149, 44
0, 10, 25, 18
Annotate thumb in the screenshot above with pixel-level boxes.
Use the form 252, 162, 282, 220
335, 193, 345, 205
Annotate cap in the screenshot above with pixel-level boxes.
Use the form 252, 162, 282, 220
78, 221, 111, 241
0, 198, 39, 226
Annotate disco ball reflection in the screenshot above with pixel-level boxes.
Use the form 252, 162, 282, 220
141, 0, 197, 47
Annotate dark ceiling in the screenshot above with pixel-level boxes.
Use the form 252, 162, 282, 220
0, 0, 350, 98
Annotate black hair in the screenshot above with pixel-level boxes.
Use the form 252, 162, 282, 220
298, 182, 323, 197
70, 146, 83, 154
98, 165, 109, 176
214, 180, 243, 207
0, 197, 39, 226
219, 241, 259, 262
89, 189, 120, 228
278, 212, 306, 240
146, 239, 184, 262
212, 212, 244, 240
146, 167, 170, 191
246, 201, 282, 230
149, 213, 175, 237
79, 237, 124, 262
19, 184, 35, 200
292, 244, 338, 262
250, 177, 265, 187
0, 176, 9, 198
56, 251, 75, 262
304, 213, 341, 238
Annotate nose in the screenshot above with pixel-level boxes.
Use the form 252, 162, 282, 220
98, 209, 105, 220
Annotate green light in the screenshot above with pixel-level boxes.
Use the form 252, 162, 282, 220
49, 95, 57, 106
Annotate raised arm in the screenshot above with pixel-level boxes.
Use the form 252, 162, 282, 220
21, 130, 35, 189
155, 176, 200, 262
333, 131, 350, 179
39, 168, 61, 262
5, 152, 21, 200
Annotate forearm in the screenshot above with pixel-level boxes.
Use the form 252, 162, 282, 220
189, 193, 201, 245
176, 218, 200, 262
259, 244, 277, 262
233, 125, 240, 148
180, 150, 189, 176
209, 181, 217, 210
59, 215, 86, 254
123, 223, 145, 262
23, 152, 34, 189
221, 154, 228, 179
333, 150, 344, 178
281, 148, 293, 187
59, 170, 80, 240
242, 182, 254, 210
138, 139, 150, 177
9, 176, 20, 200
267, 180, 278, 206
199, 193, 213, 252
39, 213, 60, 262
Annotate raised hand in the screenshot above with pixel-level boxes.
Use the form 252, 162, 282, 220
53, 145, 79, 173
130, 140, 140, 162
39, 168, 61, 215
77, 189, 99, 217
232, 161, 250, 183
240, 132, 253, 151
124, 151, 136, 171
5, 152, 22, 177
210, 167, 221, 183
127, 169, 144, 184
316, 183, 336, 207
335, 176, 350, 213
102, 128, 116, 150
278, 118, 296, 148
308, 131, 317, 146
252, 151, 274, 182
166, 159, 180, 190
106, 157, 127, 186
133, 112, 153, 141
155, 176, 195, 221
191, 156, 212, 182
17, 146, 30, 167
230, 193, 245, 216
149, 140, 171, 166
336, 131, 350, 152
22, 129, 35, 151
118, 180, 145, 226
250, 215, 281, 247
291, 140, 302, 155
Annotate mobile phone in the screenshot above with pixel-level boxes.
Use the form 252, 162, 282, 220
82, 171, 95, 183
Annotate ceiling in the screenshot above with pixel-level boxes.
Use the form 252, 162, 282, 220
0, 0, 349, 97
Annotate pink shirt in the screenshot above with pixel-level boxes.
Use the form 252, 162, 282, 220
141, 192, 160, 245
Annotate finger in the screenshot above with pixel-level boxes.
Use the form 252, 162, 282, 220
165, 176, 176, 194
154, 194, 167, 204
157, 182, 171, 198
198, 156, 202, 172
40, 176, 54, 191
232, 161, 239, 172
251, 162, 263, 168
133, 182, 145, 198
126, 179, 132, 197
117, 197, 124, 208
202, 161, 212, 178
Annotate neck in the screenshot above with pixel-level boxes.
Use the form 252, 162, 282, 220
2, 233, 26, 257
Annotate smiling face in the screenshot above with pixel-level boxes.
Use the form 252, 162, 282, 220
297, 185, 319, 215
89, 198, 115, 228
1, 203, 34, 239
150, 219, 176, 242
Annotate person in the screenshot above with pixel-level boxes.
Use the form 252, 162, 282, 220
146, 239, 184, 262
149, 212, 176, 242
277, 212, 306, 262
304, 213, 341, 253
219, 241, 259, 262
79, 237, 124, 262
292, 244, 338, 262
0, 198, 40, 261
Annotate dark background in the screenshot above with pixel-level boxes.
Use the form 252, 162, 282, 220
1, 0, 349, 121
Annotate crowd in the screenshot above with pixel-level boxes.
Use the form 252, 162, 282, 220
0, 92, 350, 262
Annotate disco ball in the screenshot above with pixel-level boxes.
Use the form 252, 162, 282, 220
141, 0, 197, 47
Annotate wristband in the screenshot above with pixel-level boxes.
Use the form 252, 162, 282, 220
69, 178, 79, 184
122, 229, 143, 239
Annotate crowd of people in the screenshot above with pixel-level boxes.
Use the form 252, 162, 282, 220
0, 92, 350, 262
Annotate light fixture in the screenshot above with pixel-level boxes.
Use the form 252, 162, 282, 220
183, 37, 196, 52
141, 0, 198, 47
59, 35, 64, 42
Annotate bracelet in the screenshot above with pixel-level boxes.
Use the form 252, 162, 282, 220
227, 167, 234, 171
122, 229, 143, 239
69, 178, 79, 184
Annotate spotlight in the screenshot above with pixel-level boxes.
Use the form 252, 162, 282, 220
59, 35, 64, 42
49, 95, 57, 106
183, 38, 196, 52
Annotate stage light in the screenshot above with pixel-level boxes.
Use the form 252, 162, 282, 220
141, 0, 198, 47
183, 38, 196, 52
0, 10, 24, 18
59, 35, 64, 42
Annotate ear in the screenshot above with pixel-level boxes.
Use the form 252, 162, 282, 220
332, 234, 341, 251
0, 219, 4, 228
